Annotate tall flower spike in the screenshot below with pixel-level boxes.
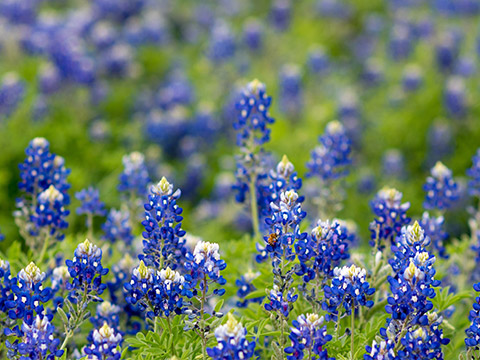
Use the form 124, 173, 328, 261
466, 283, 480, 348
18, 137, 70, 200
102, 208, 134, 245
369, 187, 411, 249
5, 315, 64, 360
306, 120, 351, 182
76, 187, 107, 218
467, 148, 480, 198
124, 261, 192, 319
84, 322, 123, 360
5, 262, 53, 326
420, 212, 448, 259
207, 313, 256, 359
185, 241, 227, 296
423, 161, 459, 210
295, 219, 351, 283
118, 151, 150, 198
0, 72, 25, 119
31, 184, 69, 241
285, 314, 334, 360
232, 80, 275, 213
234, 79, 274, 148
66, 239, 109, 297
140, 177, 187, 269
322, 264, 375, 321
376, 223, 449, 357
255, 155, 303, 261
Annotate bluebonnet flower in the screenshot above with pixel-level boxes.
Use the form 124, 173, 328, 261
364, 339, 396, 360
232, 80, 275, 233
243, 19, 263, 51
402, 64, 423, 92
423, 161, 459, 210
455, 56, 476, 78
397, 320, 449, 360
284, 314, 333, 360
143, 107, 189, 157
125, 261, 191, 318
270, 0, 291, 31
0, 259, 11, 313
420, 212, 448, 259
208, 21, 236, 63
296, 219, 350, 282
263, 189, 307, 265
264, 285, 298, 318
6, 315, 64, 360
76, 187, 107, 218
306, 121, 352, 182
32, 95, 49, 122
0, 0, 39, 24
369, 187, 411, 249
468, 149, 480, 197
435, 31, 460, 72
140, 177, 187, 269
51, 265, 70, 308
465, 282, 480, 347
308, 46, 329, 75
322, 265, 375, 321
250, 154, 303, 241
107, 254, 144, 334
379, 223, 446, 352
5, 262, 53, 325
388, 24, 412, 60
426, 121, 453, 167
83, 322, 123, 360
118, 152, 150, 198
236, 269, 263, 307
100, 44, 135, 77
102, 208, 134, 245
18, 137, 70, 200
66, 239, 109, 297
444, 76, 466, 118
316, 0, 352, 19
0, 228, 4, 242
279, 64, 303, 117
337, 91, 362, 146
38, 64, 61, 95
361, 59, 384, 87
233, 79, 274, 148
31, 185, 69, 241
91, 301, 121, 330
0, 73, 25, 119
207, 313, 256, 360
382, 149, 406, 179
185, 241, 227, 297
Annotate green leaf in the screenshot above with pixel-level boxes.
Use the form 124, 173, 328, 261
214, 299, 224, 313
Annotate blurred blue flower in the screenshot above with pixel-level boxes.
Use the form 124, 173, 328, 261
423, 161, 459, 211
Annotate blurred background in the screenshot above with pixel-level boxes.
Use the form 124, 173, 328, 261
0, 0, 479, 248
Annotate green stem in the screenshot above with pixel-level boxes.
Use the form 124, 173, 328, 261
351, 307, 355, 360
249, 176, 260, 240
167, 317, 176, 356
37, 231, 51, 265
201, 275, 207, 360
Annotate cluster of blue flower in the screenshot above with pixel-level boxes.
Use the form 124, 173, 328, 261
4, 72, 480, 359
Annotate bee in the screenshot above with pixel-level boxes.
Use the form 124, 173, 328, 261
267, 233, 279, 247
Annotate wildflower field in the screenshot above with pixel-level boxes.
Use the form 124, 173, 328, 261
2, 0, 480, 359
